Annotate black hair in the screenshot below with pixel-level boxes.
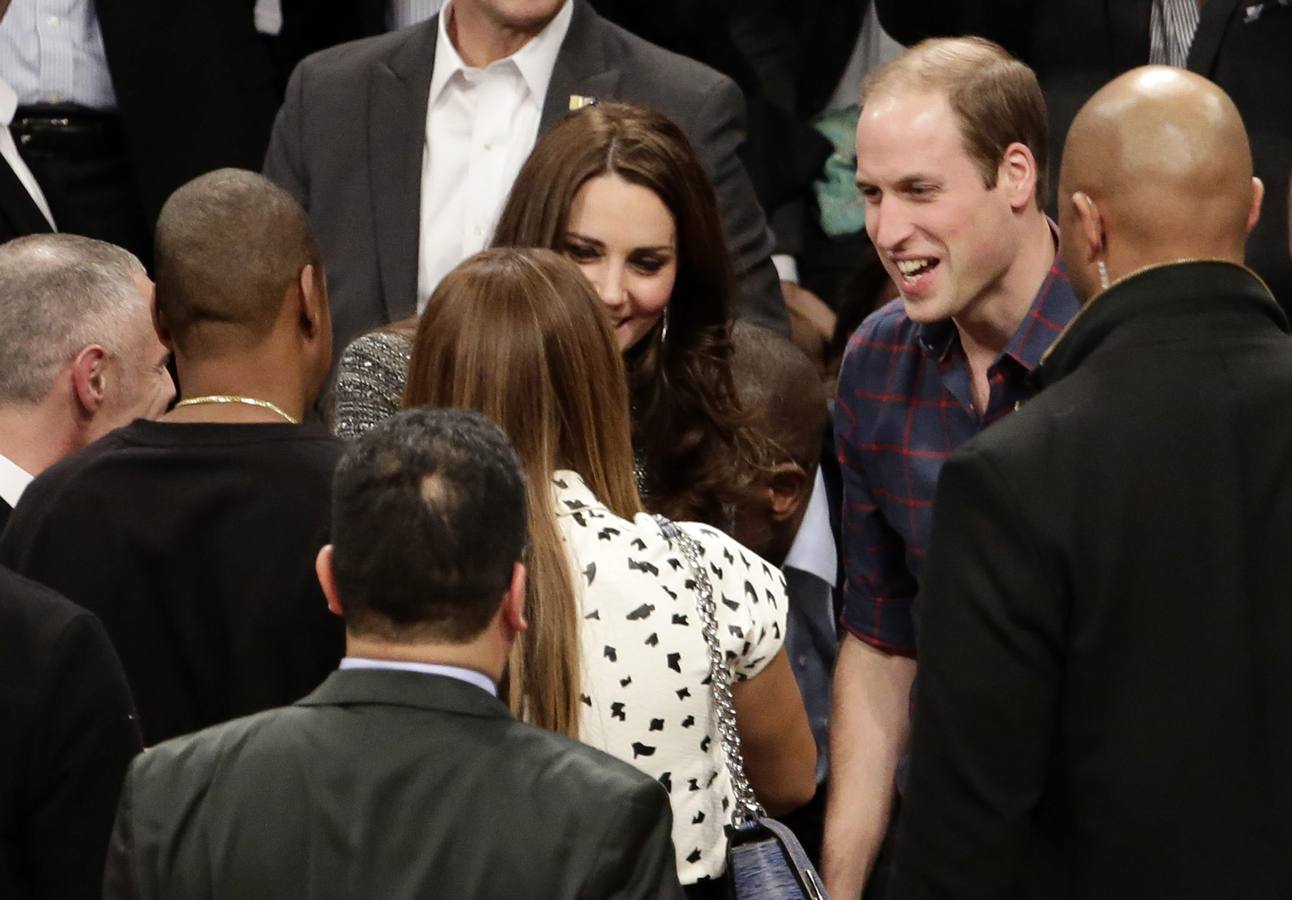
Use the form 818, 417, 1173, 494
330, 408, 528, 642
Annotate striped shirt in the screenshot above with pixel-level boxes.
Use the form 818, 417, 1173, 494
833, 251, 1079, 657
1149, 0, 1202, 68
0, 0, 116, 110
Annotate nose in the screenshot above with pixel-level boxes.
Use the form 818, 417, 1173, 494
596, 261, 627, 311
868, 197, 914, 252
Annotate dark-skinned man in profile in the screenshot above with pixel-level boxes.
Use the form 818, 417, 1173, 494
891, 67, 1292, 898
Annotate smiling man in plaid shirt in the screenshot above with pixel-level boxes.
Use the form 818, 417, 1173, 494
821, 38, 1079, 899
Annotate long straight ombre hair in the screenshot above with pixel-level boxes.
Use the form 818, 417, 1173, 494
402, 248, 642, 737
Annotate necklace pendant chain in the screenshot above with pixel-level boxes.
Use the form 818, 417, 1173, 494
173, 394, 299, 425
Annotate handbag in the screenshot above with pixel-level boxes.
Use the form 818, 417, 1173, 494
654, 516, 829, 900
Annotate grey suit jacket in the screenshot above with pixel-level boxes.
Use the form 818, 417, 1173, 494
264, 0, 787, 366
103, 668, 684, 900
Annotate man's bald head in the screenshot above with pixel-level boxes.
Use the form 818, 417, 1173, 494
1057, 67, 1262, 302
154, 168, 324, 356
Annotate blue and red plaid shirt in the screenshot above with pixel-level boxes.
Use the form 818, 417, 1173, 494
834, 258, 1079, 657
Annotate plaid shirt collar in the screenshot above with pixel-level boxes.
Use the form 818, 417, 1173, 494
916, 219, 1068, 374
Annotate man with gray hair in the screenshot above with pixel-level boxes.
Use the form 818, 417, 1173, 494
0, 234, 174, 530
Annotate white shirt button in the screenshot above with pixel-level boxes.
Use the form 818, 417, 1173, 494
46, 14, 60, 26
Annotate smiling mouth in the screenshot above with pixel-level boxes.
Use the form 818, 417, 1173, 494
894, 258, 939, 285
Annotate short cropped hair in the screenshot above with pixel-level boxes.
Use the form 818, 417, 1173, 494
330, 408, 528, 643
153, 168, 322, 352
0, 234, 147, 404
729, 322, 827, 469
862, 37, 1050, 209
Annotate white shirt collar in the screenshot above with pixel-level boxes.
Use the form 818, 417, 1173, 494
0, 78, 17, 128
782, 469, 838, 587
430, 0, 573, 106
339, 657, 498, 696
0, 450, 34, 510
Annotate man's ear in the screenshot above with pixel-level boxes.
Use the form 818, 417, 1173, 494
298, 263, 327, 339
999, 142, 1039, 212
501, 562, 528, 636
768, 462, 812, 524
70, 344, 111, 416
151, 291, 175, 354
1248, 176, 1264, 236
1071, 191, 1105, 265
316, 544, 344, 617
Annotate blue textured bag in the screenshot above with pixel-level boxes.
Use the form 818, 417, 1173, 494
728, 818, 828, 900
654, 517, 831, 900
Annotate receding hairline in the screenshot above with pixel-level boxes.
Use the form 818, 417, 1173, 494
861, 37, 1020, 108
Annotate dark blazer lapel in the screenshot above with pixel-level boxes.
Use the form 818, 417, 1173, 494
368, 21, 438, 323
1105, 0, 1153, 73
539, 1, 622, 136
1187, 0, 1243, 76
297, 668, 512, 720
0, 157, 54, 240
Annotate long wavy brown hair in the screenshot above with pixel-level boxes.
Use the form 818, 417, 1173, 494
492, 102, 764, 527
402, 248, 642, 738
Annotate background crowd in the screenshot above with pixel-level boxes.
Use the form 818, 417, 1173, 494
2, 1, 1291, 898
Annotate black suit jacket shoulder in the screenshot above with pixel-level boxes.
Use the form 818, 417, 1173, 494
0, 566, 140, 900
105, 670, 683, 900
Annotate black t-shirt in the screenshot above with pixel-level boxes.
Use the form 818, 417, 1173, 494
0, 420, 345, 744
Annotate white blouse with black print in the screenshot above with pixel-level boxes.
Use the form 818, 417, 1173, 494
552, 470, 788, 885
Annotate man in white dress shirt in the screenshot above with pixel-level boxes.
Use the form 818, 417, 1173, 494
0, 233, 173, 530
265, 0, 786, 368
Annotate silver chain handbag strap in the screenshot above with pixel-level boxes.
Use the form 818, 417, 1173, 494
655, 515, 766, 826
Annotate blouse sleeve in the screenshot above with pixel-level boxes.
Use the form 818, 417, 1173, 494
681, 523, 788, 682
332, 332, 411, 440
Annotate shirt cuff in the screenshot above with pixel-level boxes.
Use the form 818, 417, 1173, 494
772, 254, 799, 284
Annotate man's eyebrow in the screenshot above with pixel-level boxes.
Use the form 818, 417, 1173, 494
895, 175, 943, 190
854, 173, 944, 189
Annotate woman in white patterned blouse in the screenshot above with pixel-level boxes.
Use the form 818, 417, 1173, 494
403, 248, 816, 892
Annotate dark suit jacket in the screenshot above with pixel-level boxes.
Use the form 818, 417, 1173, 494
87, 0, 370, 227
892, 262, 1292, 898
0, 158, 54, 244
0, 566, 141, 900
264, 0, 786, 366
90, 0, 282, 224
875, 0, 1292, 315
104, 669, 684, 900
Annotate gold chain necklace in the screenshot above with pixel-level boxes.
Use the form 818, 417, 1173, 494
173, 394, 299, 424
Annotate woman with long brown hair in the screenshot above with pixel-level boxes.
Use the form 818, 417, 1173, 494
333, 102, 766, 531
404, 248, 815, 893
491, 101, 763, 529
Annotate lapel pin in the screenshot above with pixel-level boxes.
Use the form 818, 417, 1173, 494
1246, 0, 1291, 23
568, 94, 599, 111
